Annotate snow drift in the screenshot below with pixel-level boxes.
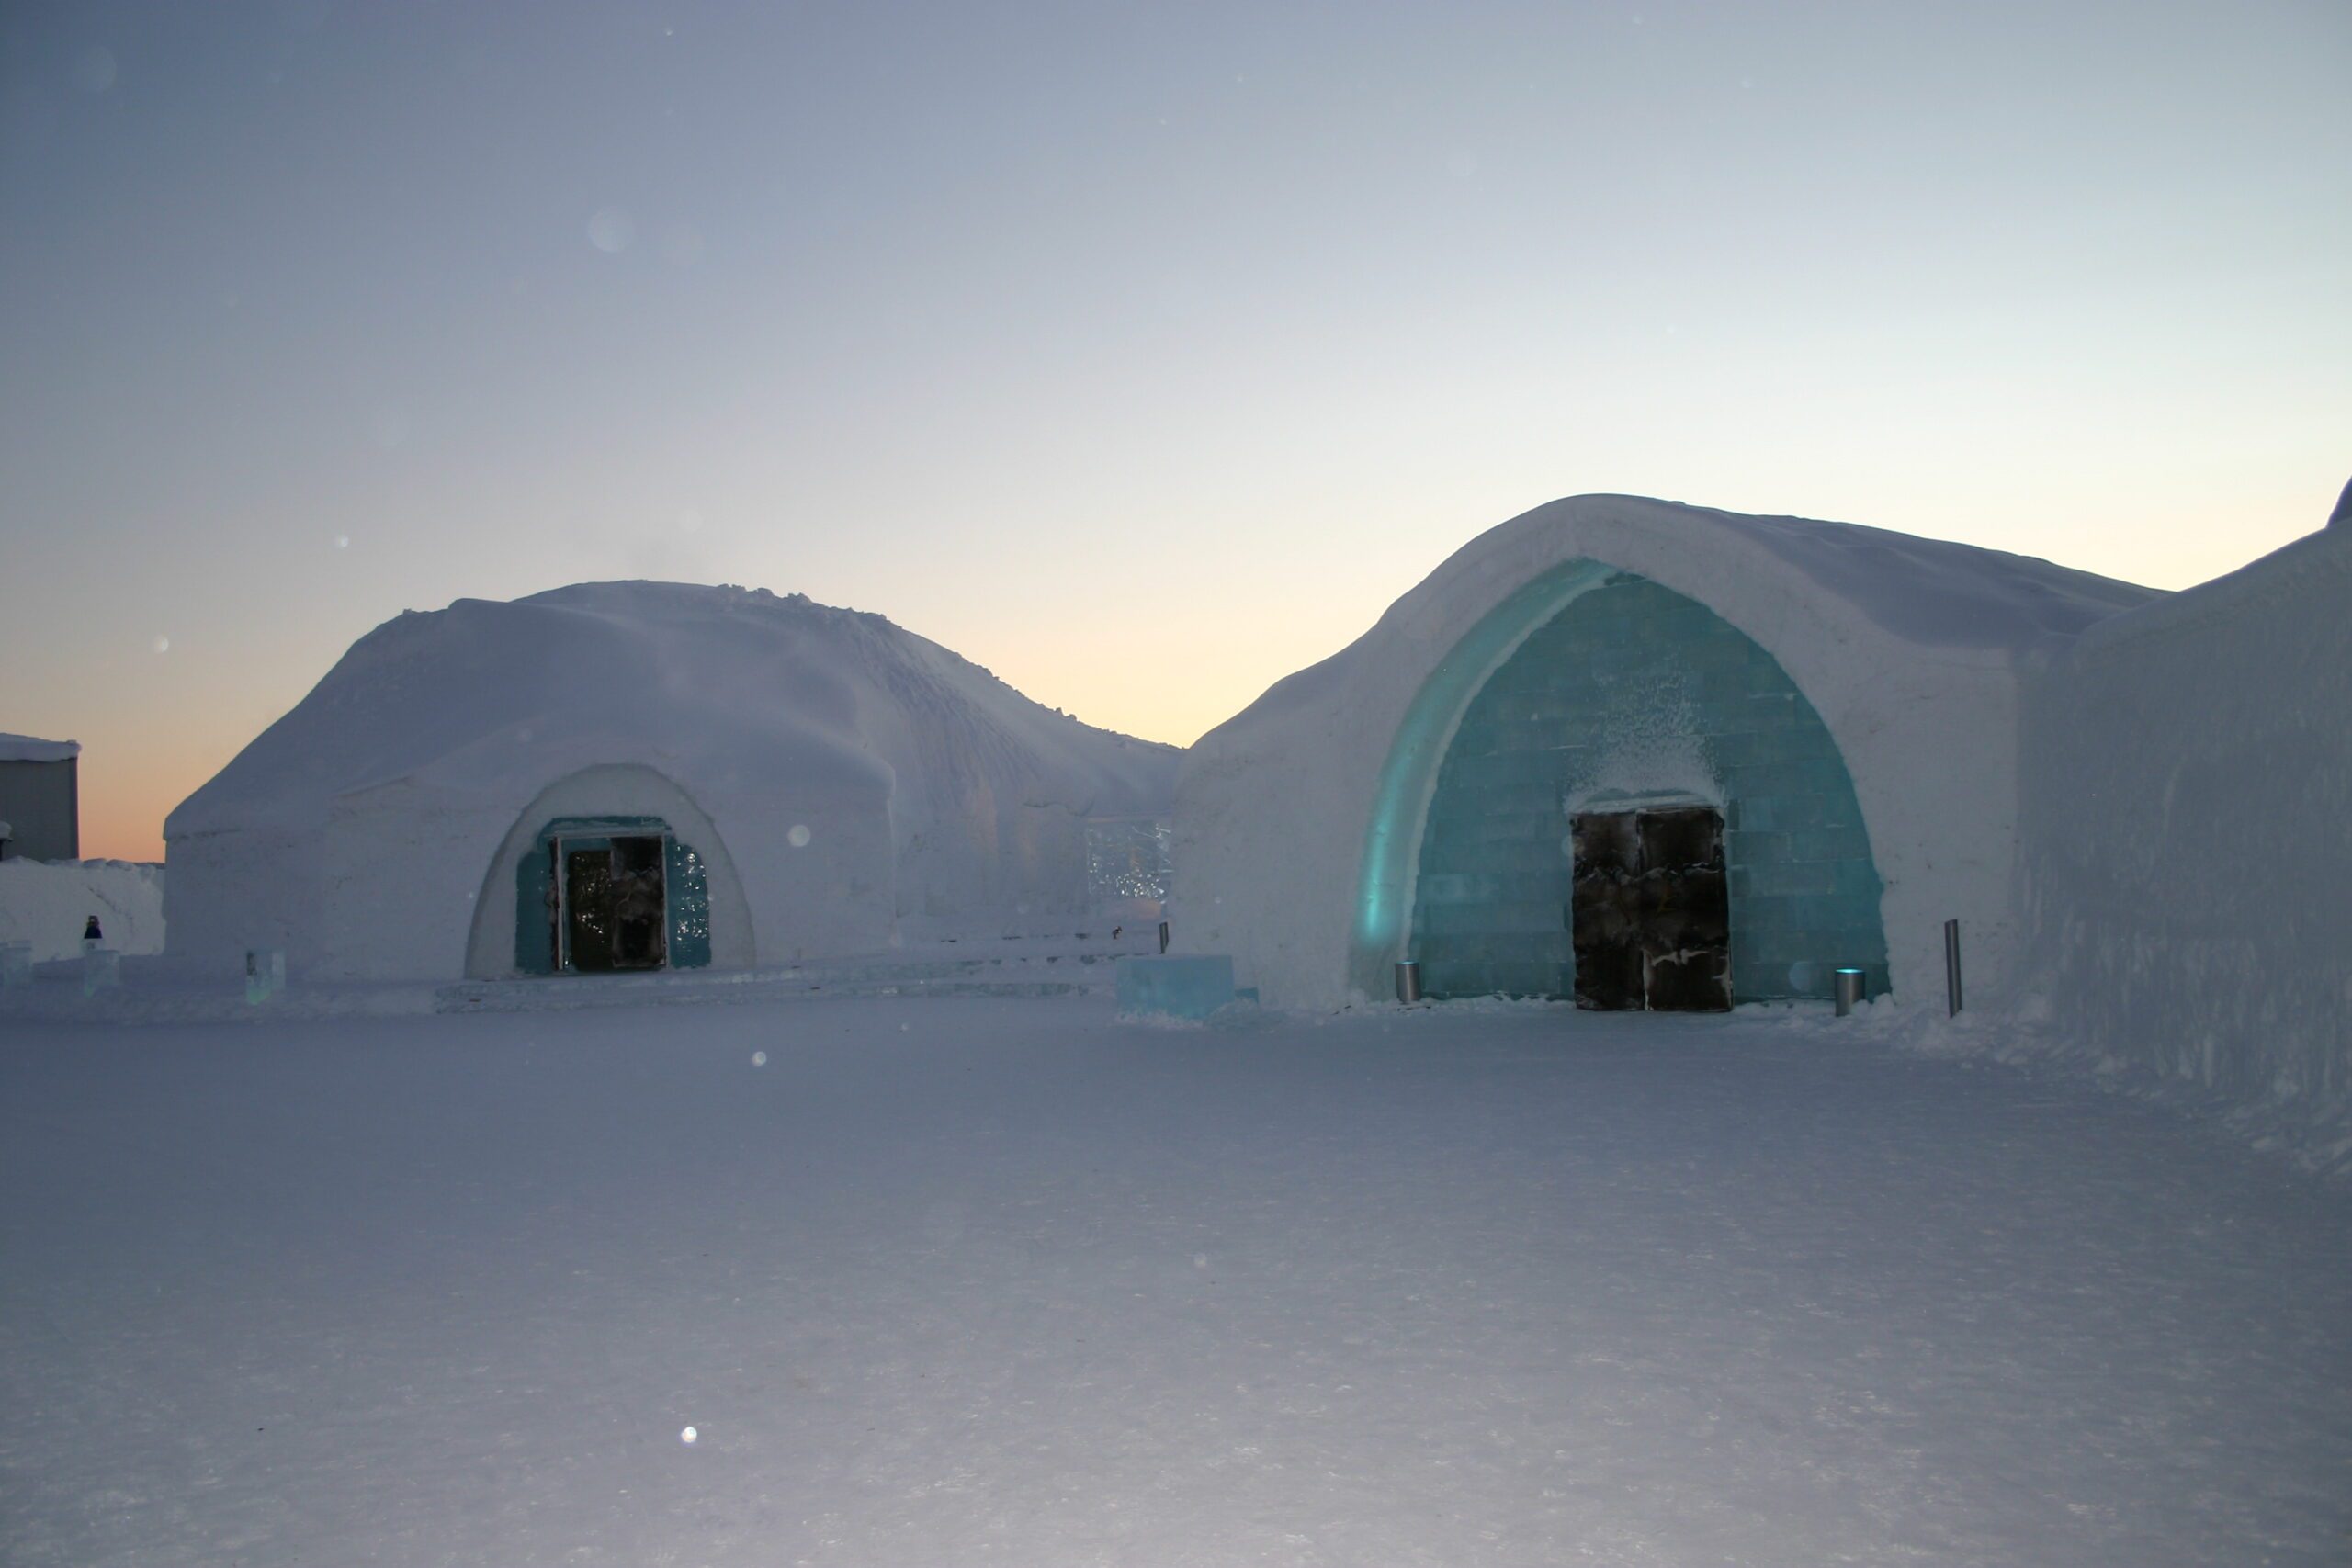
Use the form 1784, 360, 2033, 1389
0, 859, 163, 961
165, 583, 1179, 982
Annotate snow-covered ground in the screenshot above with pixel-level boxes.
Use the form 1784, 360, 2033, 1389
4, 998, 2346, 1567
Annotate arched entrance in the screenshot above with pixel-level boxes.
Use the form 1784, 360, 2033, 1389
1368, 564, 1890, 1008
465, 764, 754, 978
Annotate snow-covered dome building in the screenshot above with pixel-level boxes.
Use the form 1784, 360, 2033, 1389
165, 583, 1180, 982
1173, 494, 2158, 1012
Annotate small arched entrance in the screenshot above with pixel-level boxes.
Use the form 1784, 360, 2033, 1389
466, 763, 753, 978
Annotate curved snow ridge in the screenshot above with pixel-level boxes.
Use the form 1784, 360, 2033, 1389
168, 581, 1180, 837
2068, 520, 2349, 660
1204, 491, 2154, 761
1690, 504, 2163, 649
1443, 494, 2158, 654
1203, 493, 2158, 756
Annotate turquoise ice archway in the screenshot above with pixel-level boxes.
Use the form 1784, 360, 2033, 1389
1348, 558, 1609, 997
1347, 559, 1891, 1005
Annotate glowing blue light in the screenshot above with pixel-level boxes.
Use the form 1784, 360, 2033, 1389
1347, 558, 1610, 997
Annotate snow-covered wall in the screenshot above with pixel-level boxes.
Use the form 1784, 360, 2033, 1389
2018, 522, 2350, 1122
1175, 495, 2155, 1011
0, 859, 164, 961
164, 826, 320, 976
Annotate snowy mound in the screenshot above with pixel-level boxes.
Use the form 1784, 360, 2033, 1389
171, 581, 1176, 839
165, 583, 1181, 980
0, 859, 163, 961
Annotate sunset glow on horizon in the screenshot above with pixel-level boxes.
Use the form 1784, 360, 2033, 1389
5, 2, 2346, 862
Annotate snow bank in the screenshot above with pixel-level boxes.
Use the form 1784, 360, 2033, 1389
167, 583, 1179, 981
0, 733, 79, 763
2018, 519, 2351, 1168
1754, 992, 2352, 1184
1174, 493, 2156, 1009
0, 858, 163, 960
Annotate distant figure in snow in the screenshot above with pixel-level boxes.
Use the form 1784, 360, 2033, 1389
83, 915, 103, 953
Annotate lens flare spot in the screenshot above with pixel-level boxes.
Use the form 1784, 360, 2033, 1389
751, 1051, 766, 1066
588, 206, 636, 253
74, 47, 117, 93
786, 824, 810, 848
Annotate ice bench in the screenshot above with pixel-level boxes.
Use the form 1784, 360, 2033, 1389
1114, 954, 1236, 1020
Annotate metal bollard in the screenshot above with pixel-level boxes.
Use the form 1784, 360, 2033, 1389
1943, 919, 1963, 1017
1833, 966, 1865, 1017
1395, 960, 1423, 1003
1158, 920, 1170, 954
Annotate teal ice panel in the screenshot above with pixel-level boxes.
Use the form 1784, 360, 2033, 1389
1116, 955, 1237, 1019
514, 842, 555, 975
664, 838, 712, 968
1410, 569, 1889, 1002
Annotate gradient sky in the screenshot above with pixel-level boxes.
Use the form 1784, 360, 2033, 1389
3, 1, 2346, 860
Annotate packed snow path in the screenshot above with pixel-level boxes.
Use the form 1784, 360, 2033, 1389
4, 1000, 2346, 1567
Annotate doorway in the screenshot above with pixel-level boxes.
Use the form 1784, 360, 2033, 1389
1570, 805, 1730, 1010
556, 834, 668, 973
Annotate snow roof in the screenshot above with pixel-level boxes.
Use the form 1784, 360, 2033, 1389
1207, 494, 2161, 760
1494, 496, 2160, 652
0, 733, 79, 763
168, 582, 1180, 838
